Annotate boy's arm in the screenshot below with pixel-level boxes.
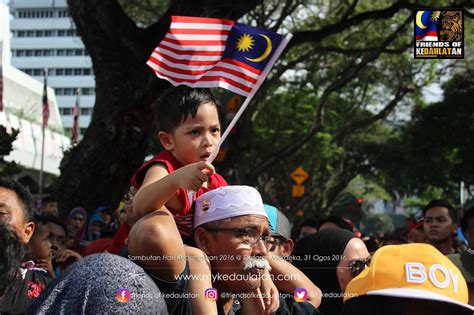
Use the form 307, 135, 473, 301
133, 161, 215, 217
268, 252, 322, 308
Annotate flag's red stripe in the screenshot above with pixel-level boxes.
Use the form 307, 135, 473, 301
162, 37, 227, 46
220, 58, 261, 75
152, 51, 219, 66
169, 28, 231, 35
149, 58, 258, 84
416, 31, 437, 40
157, 44, 224, 56
171, 16, 235, 26
212, 66, 258, 83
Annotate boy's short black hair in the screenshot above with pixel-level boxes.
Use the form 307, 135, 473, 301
42, 214, 67, 236
41, 196, 57, 205
154, 86, 217, 133
423, 199, 456, 222
0, 177, 34, 222
460, 206, 474, 235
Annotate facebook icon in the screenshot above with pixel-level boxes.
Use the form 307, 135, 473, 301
116, 288, 130, 302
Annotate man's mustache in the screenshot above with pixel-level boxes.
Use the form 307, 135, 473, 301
243, 257, 271, 271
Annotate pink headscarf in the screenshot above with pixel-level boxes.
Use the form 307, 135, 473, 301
66, 207, 88, 242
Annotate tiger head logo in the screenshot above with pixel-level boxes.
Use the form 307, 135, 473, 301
440, 11, 462, 41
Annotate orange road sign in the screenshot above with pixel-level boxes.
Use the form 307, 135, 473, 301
291, 166, 309, 185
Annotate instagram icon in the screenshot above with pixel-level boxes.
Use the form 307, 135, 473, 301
116, 288, 130, 302
204, 288, 218, 301
294, 288, 308, 302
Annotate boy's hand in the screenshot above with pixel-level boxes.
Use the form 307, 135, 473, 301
36, 255, 56, 279
174, 161, 215, 191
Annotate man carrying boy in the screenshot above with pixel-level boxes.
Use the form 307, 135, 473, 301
129, 185, 322, 314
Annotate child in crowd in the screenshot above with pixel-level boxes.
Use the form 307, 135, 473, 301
132, 86, 227, 241
26, 215, 55, 278
131, 86, 227, 314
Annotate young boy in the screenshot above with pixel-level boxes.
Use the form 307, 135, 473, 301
132, 86, 227, 241
131, 87, 227, 314
27, 215, 55, 278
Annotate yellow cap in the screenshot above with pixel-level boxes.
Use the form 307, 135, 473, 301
344, 243, 472, 311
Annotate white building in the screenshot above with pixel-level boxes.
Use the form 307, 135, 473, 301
1, 2, 71, 193
9, 0, 94, 138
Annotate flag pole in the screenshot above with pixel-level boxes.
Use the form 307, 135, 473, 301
39, 68, 48, 199
208, 33, 293, 163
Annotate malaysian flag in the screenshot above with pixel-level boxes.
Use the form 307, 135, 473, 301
416, 10, 440, 41
71, 89, 80, 144
42, 69, 50, 128
146, 16, 284, 96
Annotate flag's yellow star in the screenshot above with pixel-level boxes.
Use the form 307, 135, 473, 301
236, 34, 254, 52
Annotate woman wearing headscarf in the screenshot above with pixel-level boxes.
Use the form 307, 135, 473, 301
293, 228, 370, 315
65, 207, 88, 252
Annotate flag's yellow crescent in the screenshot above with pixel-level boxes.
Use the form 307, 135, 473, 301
246, 34, 272, 63
416, 11, 427, 29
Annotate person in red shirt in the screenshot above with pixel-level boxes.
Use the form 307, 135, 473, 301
131, 86, 227, 241
131, 87, 228, 314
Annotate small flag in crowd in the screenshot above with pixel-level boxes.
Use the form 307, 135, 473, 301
42, 69, 50, 128
147, 16, 285, 96
416, 10, 440, 41
71, 89, 80, 144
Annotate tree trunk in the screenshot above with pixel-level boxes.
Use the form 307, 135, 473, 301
56, 0, 261, 215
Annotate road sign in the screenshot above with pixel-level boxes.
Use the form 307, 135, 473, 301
291, 166, 308, 185
292, 184, 305, 198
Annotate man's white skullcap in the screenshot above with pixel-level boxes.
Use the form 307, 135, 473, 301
194, 186, 267, 229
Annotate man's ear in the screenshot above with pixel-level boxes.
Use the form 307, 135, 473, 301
282, 239, 294, 257
194, 227, 212, 255
22, 222, 35, 243
158, 131, 173, 151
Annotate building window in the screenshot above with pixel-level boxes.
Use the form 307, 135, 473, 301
60, 108, 74, 115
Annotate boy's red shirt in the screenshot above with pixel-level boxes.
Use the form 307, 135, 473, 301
130, 150, 227, 237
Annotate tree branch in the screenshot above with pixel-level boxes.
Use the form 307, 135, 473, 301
246, 13, 413, 184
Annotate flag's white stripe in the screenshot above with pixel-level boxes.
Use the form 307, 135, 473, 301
155, 72, 249, 96
157, 46, 223, 61
165, 33, 228, 41
217, 60, 260, 79
160, 41, 226, 51
417, 36, 438, 41
147, 62, 255, 88
151, 52, 218, 71
171, 22, 233, 30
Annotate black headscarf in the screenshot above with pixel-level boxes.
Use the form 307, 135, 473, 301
293, 228, 354, 315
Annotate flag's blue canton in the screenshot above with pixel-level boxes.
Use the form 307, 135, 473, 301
415, 11, 438, 39
222, 23, 284, 71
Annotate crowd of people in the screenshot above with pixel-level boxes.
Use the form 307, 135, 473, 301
1, 86, 473, 314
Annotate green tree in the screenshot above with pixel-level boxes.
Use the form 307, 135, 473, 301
0, 126, 21, 177
56, 0, 473, 215
376, 65, 474, 204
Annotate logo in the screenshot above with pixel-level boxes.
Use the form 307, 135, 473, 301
116, 288, 130, 302
414, 9, 464, 59
201, 198, 211, 211
294, 288, 308, 302
204, 288, 218, 301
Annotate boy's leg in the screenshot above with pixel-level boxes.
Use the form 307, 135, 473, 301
128, 208, 186, 282
185, 246, 217, 314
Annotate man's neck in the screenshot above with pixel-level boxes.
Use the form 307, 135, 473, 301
430, 239, 455, 255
